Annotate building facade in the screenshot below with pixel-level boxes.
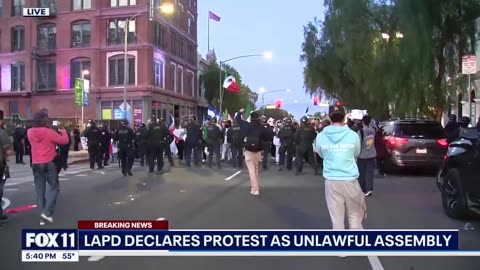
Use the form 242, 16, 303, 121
197, 52, 208, 122
0, 0, 198, 127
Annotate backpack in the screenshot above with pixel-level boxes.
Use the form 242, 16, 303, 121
244, 126, 263, 152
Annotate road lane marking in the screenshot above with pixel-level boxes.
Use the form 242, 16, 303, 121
76, 174, 87, 176
4, 188, 19, 192
1, 198, 11, 210
368, 256, 385, 270
87, 256, 104, 262
93, 171, 106, 175
225, 170, 242, 181
156, 217, 166, 221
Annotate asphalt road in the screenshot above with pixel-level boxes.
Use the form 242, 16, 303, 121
1, 159, 480, 270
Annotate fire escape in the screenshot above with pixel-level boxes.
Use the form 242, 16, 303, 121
31, 0, 57, 92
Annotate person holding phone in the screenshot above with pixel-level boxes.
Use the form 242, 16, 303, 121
27, 109, 69, 225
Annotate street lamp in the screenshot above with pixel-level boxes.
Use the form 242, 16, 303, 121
81, 69, 89, 131
122, 3, 174, 120
218, 51, 272, 114
259, 88, 291, 115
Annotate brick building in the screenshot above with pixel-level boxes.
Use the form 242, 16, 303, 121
0, 0, 198, 127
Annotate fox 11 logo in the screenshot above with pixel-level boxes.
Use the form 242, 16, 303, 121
22, 230, 77, 250
23, 8, 50, 17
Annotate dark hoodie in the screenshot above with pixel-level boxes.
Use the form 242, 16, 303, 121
27, 128, 69, 164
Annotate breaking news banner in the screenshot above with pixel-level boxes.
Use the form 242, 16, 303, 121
21, 220, 468, 262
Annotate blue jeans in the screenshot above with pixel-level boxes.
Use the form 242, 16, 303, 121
32, 162, 60, 217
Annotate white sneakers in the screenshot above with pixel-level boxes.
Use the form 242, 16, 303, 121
40, 214, 54, 224
250, 190, 259, 196
364, 191, 373, 197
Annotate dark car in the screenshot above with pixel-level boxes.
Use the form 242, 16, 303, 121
437, 128, 480, 219
380, 118, 448, 172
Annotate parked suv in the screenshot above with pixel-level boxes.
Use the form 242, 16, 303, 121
380, 118, 448, 172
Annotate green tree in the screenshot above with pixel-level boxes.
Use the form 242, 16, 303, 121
202, 60, 257, 114
300, 0, 480, 121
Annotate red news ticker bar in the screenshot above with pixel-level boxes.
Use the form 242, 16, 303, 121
77, 220, 169, 230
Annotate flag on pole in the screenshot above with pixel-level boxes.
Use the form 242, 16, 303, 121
168, 113, 175, 129
244, 103, 253, 122
209, 11, 221, 21
207, 105, 218, 119
223, 75, 241, 93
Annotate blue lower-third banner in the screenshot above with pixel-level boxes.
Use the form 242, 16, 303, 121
77, 230, 458, 251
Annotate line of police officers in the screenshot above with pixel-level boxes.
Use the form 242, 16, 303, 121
82, 113, 320, 176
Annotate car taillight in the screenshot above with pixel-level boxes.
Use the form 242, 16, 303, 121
386, 136, 408, 147
436, 139, 448, 147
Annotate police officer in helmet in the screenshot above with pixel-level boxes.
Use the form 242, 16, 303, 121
206, 117, 223, 169
85, 120, 103, 170
113, 120, 136, 176
159, 118, 174, 167
277, 117, 295, 171
295, 116, 319, 175
146, 118, 170, 174
136, 123, 148, 166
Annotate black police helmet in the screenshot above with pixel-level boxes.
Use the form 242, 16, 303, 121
458, 116, 470, 127
285, 118, 293, 124
300, 116, 308, 124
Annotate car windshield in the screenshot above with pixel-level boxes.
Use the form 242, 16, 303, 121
395, 123, 446, 139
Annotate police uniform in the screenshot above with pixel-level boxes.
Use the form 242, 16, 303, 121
136, 123, 148, 166
184, 116, 203, 166
295, 117, 319, 175
146, 120, 171, 173
159, 119, 174, 166
206, 119, 223, 168
113, 121, 136, 176
84, 122, 103, 169
278, 118, 295, 171
227, 122, 244, 168
100, 124, 112, 166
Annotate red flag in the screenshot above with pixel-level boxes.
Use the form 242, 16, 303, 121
209, 11, 221, 21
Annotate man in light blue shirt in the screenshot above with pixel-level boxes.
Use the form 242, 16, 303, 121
315, 105, 366, 229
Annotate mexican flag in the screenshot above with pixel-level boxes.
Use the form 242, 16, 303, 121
223, 75, 241, 93
244, 103, 253, 122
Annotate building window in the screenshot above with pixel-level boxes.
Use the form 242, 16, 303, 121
39, 0, 56, 11
11, 0, 24, 16
72, 0, 91, 10
110, 0, 136, 7
177, 67, 183, 94
11, 26, 25, 52
170, 63, 176, 91
37, 61, 56, 90
0, 0, 3, 18
71, 20, 91, 47
108, 18, 136, 45
187, 17, 192, 36
171, 32, 183, 57
154, 22, 166, 49
188, 0, 193, 7
70, 58, 91, 87
108, 55, 135, 86
186, 72, 194, 97
11, 63, 25, 92
154, 60, 164, 88
38, 23, 56, 50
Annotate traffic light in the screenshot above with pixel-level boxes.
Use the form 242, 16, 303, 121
313, 96, 319, 105
152, 101, 157, 107
275, 100, 282, 108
